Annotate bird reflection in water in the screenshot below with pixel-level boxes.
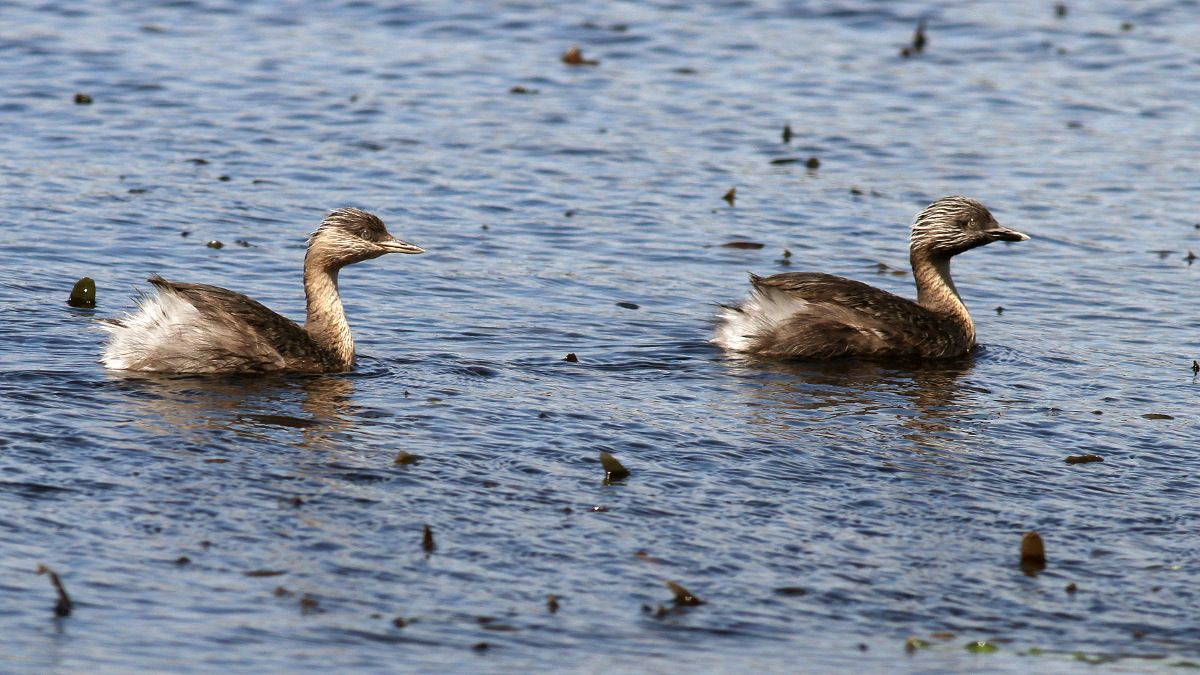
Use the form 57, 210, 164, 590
113, 372, 355, 452
723, 354, 978, 450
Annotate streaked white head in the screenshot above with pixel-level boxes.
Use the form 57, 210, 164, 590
306, 208, 424, 270
909, 196, 1029, 258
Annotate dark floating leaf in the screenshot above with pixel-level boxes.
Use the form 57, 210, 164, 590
175, 556, 191, 565
773, 586, 807, 596
913, 20, 927, 52
207, 240, 224, 249
509, 85, 539, 94
1055, 3, 1068, 18
664, 580, 704, 606
74, 92, 92, 105
392, 617, 408, 628
634, 550, 666, 564
782, 124, 793, 143
965, 640, 998, 654
218, 175, 231, 182
244, 569, 287, 577
1065, 582, 1078, 594
563, 352, 579, 363
394, 451, 420, 466
67, 277, 96, 308
299, 593, 321, 614
850, 186, 864, 195
1065, 454, 1103, 465
1121, 21, 1133, 31
931, 632, 955, 640
591, 505, 609, 512
561, 46, 599, 66
905, 637, 930, 653
1142, 413, 1174, 420
805, 156, 820, 169
722, 241, 764, 249
36, 564, 73, 617
187, 157, 209, 165
616, 301, 639, 310
547, 594, 560, 613
770, 157, 799, 165
1020, 531, 1046, 575
204, 458, 228, 463
599, 451, 630, 482
128, 188, 147, 194
1192, 360, 1199, 375
422, 524, 436, 553
995, 306, 1005, 314
1186, 251, 1197, 264
273, 586, 293, 597
235, 239, 252, 247
472, 641, 491, 651
723, 187, 737, 205
782, 249, 792, 259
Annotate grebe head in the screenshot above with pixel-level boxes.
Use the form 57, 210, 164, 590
306, 208, 424, 269
909, 196, 1029, 257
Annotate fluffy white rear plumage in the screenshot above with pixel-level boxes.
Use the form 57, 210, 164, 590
712, 286, 808, 352
99, 287, 203, 371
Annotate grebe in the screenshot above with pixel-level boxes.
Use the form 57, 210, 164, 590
713, 196, 1028, 360
101, 208, 424, 374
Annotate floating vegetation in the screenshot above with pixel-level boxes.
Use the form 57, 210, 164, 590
995, 306, 1005, 314
423, 524, 436, 553
782, 124, 793, 143
561, 46, 599, 66
722, 241, 764, 249
509, 85, 539, 94
905, 637, 931, 653
1142, 413, 1174, 420
67, 277, 96, 308
1020, 531, 1047, 575
74, 92, 93, 105
218, 175, 231, 182
1193, 360, 1199, 375
616, 301, 639, 310
273, 586, 293, 597
599, 451, 630, 482
1065, 454, 1103, 465
563, 352, 579, 363
472, 641, 491, 651
547, 594, 560, 613
207, 240, 224, 249
36, 564, 73, 617
175, 556, 191, 565
186, 157, 209, 165
299, 593, 321, 614
901, 20, 927, 57
634, 550, 666, 564
1055, 3, 1068, 18
966, 640, 998, 654
723, 187, 737, 205
394, 450, 420, 465
392, 617, 408, 628
664, 580, 704, 606
805, 156, 820, 169
773, 586, 807, 596
1066, 582, 1078, 594
770, 157, 798, 165
244, 569, 286, 577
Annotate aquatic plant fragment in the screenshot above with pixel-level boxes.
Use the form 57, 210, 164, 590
664, 580, 704, 606
1020, 531, 1046, 575
599, 451, 630, 482
723, 187, 736, 205
423, 524, 436, 553
67, 277, 96, 308
35, 564, 73, 617
561, 46, 599, 66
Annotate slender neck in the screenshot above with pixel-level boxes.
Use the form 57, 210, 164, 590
303, 259, 355, 370
911, 251, 975, 346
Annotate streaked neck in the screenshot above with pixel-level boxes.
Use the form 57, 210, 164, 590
303, 261, 355, 370
911, 252, 975, 346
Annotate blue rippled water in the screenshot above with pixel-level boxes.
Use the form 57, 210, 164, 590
2, 0, 1199, 671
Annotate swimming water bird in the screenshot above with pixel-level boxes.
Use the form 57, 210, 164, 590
713, 196, 1028, 360
100, 208, 424, 374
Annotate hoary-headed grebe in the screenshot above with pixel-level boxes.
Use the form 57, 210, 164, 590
101, 208, 424, 374
713, 196, 1028, 360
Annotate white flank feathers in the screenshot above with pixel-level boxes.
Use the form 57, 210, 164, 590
712, 286, 808, 352
99, 287, 202, 371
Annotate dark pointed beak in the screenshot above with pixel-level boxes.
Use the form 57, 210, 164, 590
986, 226, 1030, 242
378, 237, 425, 254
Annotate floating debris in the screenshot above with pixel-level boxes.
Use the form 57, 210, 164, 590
1192, 360, 1199, 375
773, 586, 807, 596
564, 352, 579, 363
995, 306, 1005, 315
218, 175, 231, 182
722, 241, 764, 249
966, 640, 998, 654
273, 586, 293, 597
244, 569, 287, 577
235, 239, 252, 247
1066, 120, 1083, 129
181, 230, 190, 237
473, 641, 491, 651
36, 564, 73, 617
509, 85, 539, 94
1055, 3, 1068, 18
599, 451, 630, 482
850, 186, 864, 195
1065, 454, 1103, 465
778, 248, 793, 266
664, 580, 704, 606
562, 46, 599, 66
67, 277, 96, 308
175, 556, 191, 565
1121, 21, 1133, 31
1142, 413, 1174, 420
187, 157, 209, 165
204, 458, 228, 464
905, 637, 931, 654
782, 124, 793, 143
770, 157, 799, 165
723, 187, 737, 205
299, 593, 321, 614
1186, 250, 1197, 264
207, 240, 224, 249
616, 301, 639, 310
805, 156, 820, 169
547, 594, 560, 613
423, 524, 436, 553
634, 550, 667, 564
392, 616, 408, 628
394, 450, 420, 465
1066, 582, 1078, 594
932, 632, 955, 640
591, 505, 609, 512
900, 20, 927, 57
1020, 531, 1046, 574
74, 93, 93, 105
